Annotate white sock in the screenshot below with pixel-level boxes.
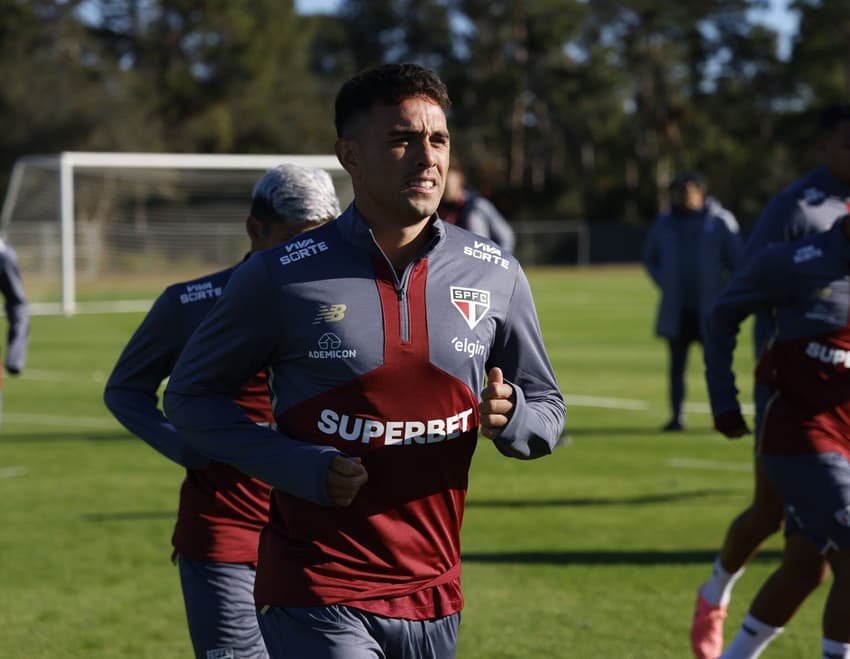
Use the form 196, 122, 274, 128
700, 557, 745, 607
720, 614, 783, 659
823, 638, 850, 659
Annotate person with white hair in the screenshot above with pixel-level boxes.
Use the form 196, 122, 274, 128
104, 163, 340, 659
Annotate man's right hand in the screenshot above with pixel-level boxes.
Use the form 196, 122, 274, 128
327, 455, 368, 506
713, 409, 750, 439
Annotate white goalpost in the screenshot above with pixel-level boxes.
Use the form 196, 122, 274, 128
0, 152, 350, 315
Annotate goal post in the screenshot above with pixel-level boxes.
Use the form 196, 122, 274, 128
1, 152, 350, 315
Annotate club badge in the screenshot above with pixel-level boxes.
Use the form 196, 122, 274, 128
450, 286, 490, 330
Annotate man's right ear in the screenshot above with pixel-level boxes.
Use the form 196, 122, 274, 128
335, 138, 359, 173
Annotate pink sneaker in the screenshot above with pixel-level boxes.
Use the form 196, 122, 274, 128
690, 592, 727, 659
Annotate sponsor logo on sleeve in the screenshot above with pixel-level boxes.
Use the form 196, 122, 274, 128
279, 237, 329, 266
450, 287, 490, 329
792, 244, 823, 264
179, 281, 223, 304
313, 303, 347, 324
463, 241, 510, 269
308, 332, 357, 359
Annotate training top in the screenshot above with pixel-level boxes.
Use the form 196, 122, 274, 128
704, 218, 850, 458
103, 263, 273, 564
742, 164, 850, 354
164, 205, 565, 620
0, 239, 29, 375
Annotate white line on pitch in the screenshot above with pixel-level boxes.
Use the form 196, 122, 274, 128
669, 458, 752, 472
0, 465, 27, 478
3, 413, 119, 429
564, 394, 753, 416
21, 369, 108, 383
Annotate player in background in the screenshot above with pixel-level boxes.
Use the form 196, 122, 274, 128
103, 164, 340, 659
642, 171, 743, 432
0, 237, 29, 428
163, 63, 565, 659
438, 162, 516, 252
703, 214, 850, 658
691, 102, 850, 658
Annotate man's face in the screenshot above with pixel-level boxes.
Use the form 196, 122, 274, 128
822, 120, 850, 185
337, 96, 450, 228
671, 182, 705, 211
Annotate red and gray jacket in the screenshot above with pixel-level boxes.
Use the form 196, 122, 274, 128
164, 205, 565, 619
104, 263, 272, 565
704, 217, 850, 458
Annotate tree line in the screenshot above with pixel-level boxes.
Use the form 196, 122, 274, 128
1, 0, 848, 229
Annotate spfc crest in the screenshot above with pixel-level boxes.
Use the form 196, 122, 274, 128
450, 286, 490, 330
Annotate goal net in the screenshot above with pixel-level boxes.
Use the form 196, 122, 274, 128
0, 152, 351, 315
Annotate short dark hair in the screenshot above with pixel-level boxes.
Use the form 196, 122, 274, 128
334, 63, 451, 138
819, 102, 850, 132
668, 171, 704, 191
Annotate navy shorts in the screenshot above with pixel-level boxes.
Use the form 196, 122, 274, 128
761, 451, 850, 553
178, 557, 268, 659
257, 604, 460, 659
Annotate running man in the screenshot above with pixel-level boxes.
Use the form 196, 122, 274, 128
692, 101, 850, 658
104, 164, 340, 659
704, 214, 850, 658
164, 63, 566, 658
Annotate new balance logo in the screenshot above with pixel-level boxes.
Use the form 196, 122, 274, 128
313, 304, 347, 324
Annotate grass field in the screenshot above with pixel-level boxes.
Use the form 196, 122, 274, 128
0, 265, 828, 658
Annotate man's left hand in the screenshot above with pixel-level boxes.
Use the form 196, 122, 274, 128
479, 367, 516, 439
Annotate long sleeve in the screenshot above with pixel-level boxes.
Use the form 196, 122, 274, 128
642, 217, 663, 287
163, 255, 340, 506
488, 265, 566, 458
703, 247, 792, 416
0, 245, 29, 373
103, 292, 208, 469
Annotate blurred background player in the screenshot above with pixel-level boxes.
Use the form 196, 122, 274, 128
704, 214, 850, 659
103, 164, 340, 659
0, 236, 29, 428
642, 171, 743, 432
438, 162, 516, 252
691, 101, 850, 659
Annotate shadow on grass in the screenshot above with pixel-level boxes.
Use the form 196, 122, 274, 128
467, 488, 742, 508
0, 429, 132, 443
83, 511, 175, 522
462, 548, 783, 566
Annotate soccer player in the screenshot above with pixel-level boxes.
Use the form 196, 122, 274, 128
163, 63, 566, 659
103, 163, 341, 659
691, 102, 850, 658
0, 237, 29, 426
703, 214, 850, 659
642, 171, 743, 432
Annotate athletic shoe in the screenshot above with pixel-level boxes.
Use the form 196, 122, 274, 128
662, 418, 685, 432
690, 592, 727, 659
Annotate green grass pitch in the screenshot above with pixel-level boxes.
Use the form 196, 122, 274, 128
0, 266, 827, 658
